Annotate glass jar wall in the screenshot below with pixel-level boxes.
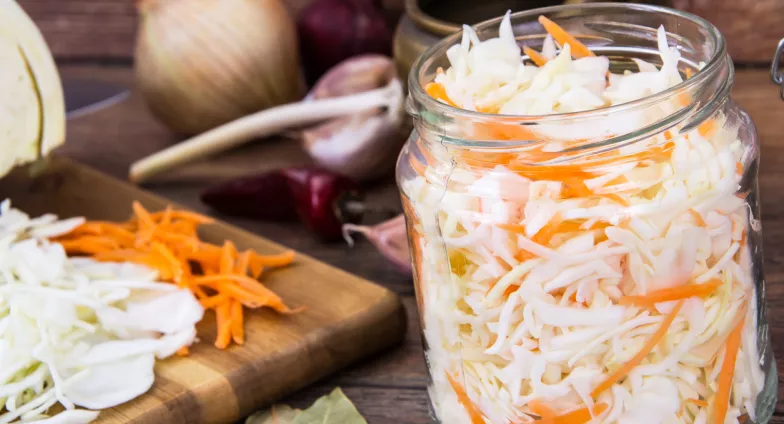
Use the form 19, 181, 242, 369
396, 4, 777, 423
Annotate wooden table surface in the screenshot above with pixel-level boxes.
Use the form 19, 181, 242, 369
54, 65, 784, 423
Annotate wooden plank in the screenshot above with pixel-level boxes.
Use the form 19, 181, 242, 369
0, 158, 406, 423
22, 0, 316, 60
673, 0, 784, 63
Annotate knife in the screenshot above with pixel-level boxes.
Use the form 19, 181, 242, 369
63, 79, 130, 119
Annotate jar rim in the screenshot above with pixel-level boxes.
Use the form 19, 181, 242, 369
407, 3, 727, 124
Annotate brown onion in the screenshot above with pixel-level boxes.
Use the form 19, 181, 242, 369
134, 0, 305, 135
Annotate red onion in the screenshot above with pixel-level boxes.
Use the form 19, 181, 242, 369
297, 0, 393, 85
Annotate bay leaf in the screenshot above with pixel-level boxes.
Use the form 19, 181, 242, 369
291, 388, 367, 424
246, 405, 301, 424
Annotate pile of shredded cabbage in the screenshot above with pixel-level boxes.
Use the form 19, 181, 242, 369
403, 12, 765, 424
0, 200, 203, 423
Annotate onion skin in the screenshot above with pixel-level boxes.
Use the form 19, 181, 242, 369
134, 0, 305, 135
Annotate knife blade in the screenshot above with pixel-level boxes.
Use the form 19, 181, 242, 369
63, 79, 130, 119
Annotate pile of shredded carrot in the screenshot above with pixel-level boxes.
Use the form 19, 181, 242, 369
54, 201, 298, 351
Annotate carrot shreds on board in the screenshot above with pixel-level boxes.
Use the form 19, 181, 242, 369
220, 241, 236, 274
53, 203, 298, 351
200, 293, 230, 309
235, 250, 251, 275
145, 209, 214, 224
250, 250, 296, 268
524, 45, 549, 67
538, 16, 595, 58
591, 300, 684, 398
215, 302, 232, 349
619, 279, 722, 307
445, 372, 485, 424
714, 304, 747, 424
230, 300, 244, 345
151, 242, 185, 285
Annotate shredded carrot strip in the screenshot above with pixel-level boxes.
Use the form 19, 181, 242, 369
503, 284, 520, 298
538, 16, 595, 58
524, 46, 548, 67
686, 398, 709, 408
591, 300, 684, 398
685, 68, 693, 79
619, 279, 722, 307
446, 373, 485, 424
250, 250, 295, 268
529, 399, 557, 420
54, 202, 298, 351
132, 201, 155, 228
551, 403, 608, 424
200, 294, 229, 309
147, 209, 214, 224
698, 119, 718, 138
714, 304, 747, 424
235, 250, 251, 275
689, 209, 706, 227
159, 205, 173, 226
176, 346, 189, 356
152, 242, 184, 285
195, 274, 291, 312
425, 82, 458, 107
220, 241, 236, 274
215, 303, 232, 349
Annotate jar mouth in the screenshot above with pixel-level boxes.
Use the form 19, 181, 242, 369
408, 3, 727, 125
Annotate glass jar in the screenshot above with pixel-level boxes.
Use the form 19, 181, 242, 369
396, 4, 777, 424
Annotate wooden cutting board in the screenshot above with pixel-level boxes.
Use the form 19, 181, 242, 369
0, 158, 406, 424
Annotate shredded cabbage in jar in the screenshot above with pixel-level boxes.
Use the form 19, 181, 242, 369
403, 12, 765, 424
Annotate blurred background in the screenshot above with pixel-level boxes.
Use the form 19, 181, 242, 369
16, 0, 784, 422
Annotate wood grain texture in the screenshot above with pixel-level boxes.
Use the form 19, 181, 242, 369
0, 158, 406, 424
672, 0, 784, 64
42, 65, 784, 422
24, 0, 784, 63
21, 0, 316, 60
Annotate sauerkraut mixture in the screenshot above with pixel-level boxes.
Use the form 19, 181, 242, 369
402, 12, 765, 424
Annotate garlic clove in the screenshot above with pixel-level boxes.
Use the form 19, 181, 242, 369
343, 214, 411, 273
302, 55, 408, 181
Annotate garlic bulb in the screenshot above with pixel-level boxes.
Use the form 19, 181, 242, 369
302, 55, 408, 181
134, 0, 305, 135
0, 0, 65, 178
